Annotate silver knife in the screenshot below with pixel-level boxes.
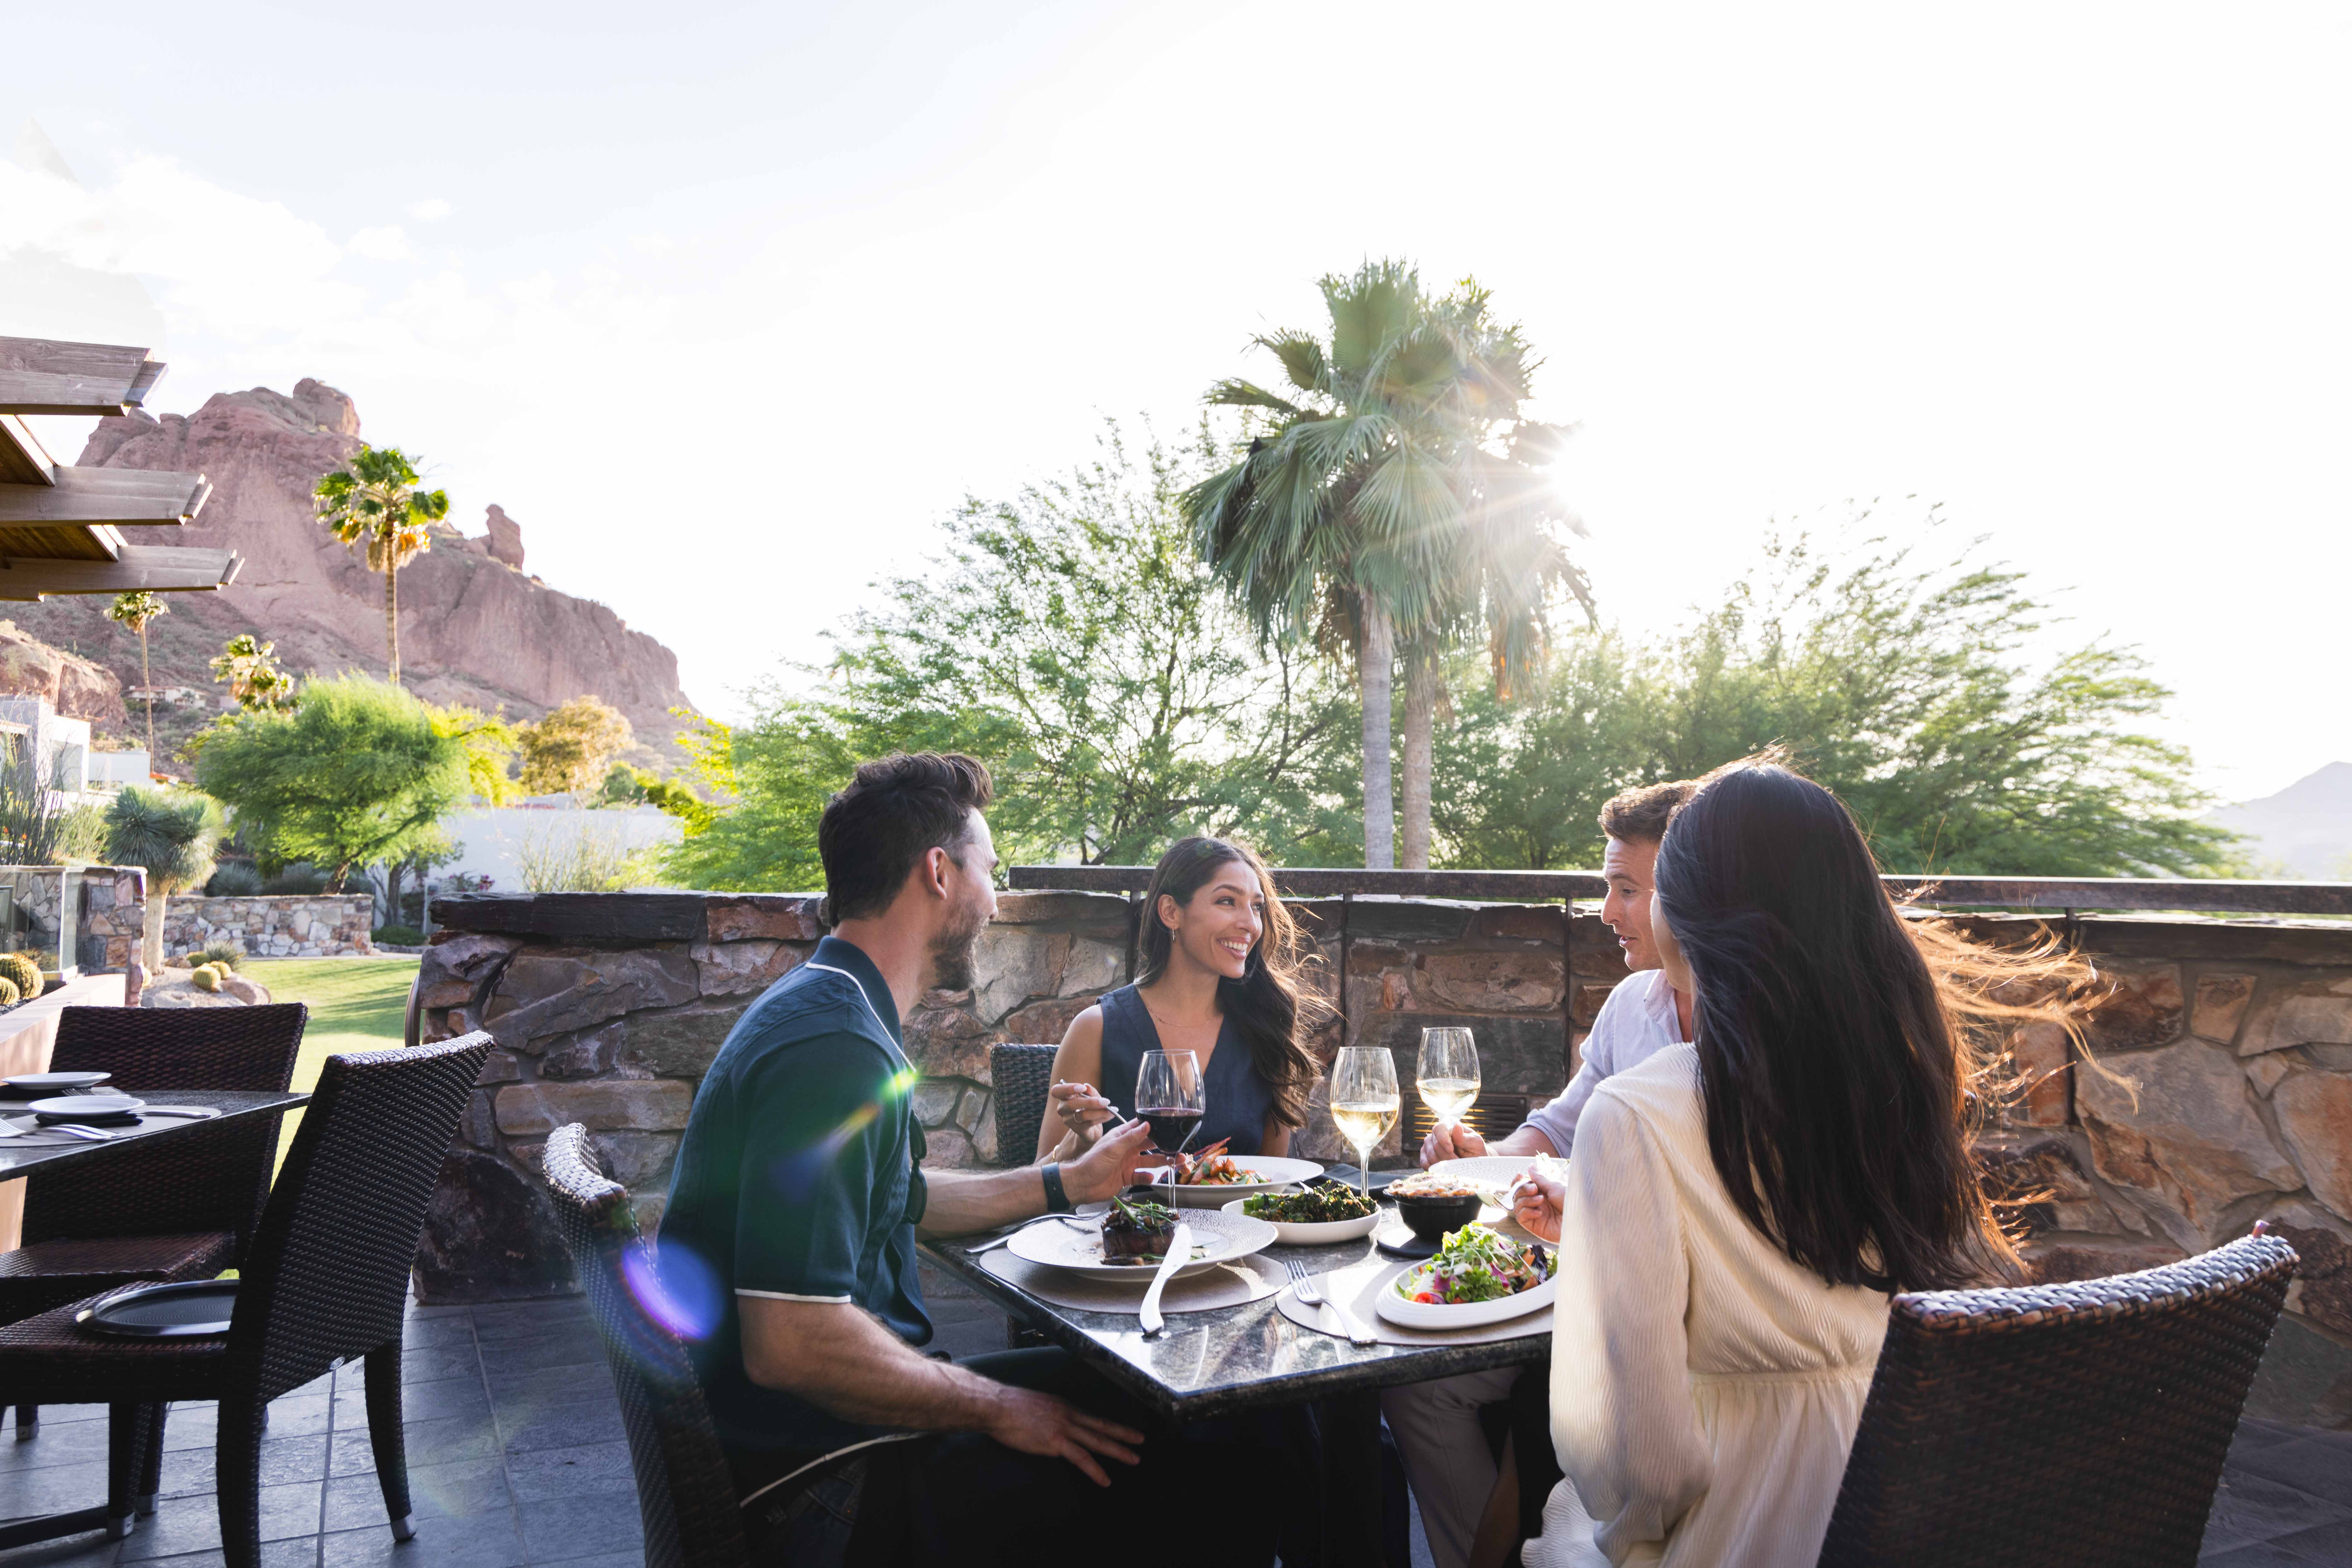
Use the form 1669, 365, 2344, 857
1138, 1222, 1190, 1337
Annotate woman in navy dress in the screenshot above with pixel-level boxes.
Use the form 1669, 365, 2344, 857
1035, 836, 1325, 1163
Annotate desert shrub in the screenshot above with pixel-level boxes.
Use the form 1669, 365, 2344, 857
263, 862, 329, 895
205, 863, 265, 897
199, 940, 242, 969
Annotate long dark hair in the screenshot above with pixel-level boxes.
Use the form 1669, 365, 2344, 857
1655, 757, 2089, 1292
1134, 837, 1327, 1129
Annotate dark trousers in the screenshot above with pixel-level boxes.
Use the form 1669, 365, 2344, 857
746, 1348, 1295, 1568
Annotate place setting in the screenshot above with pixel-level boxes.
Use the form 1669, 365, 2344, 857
1276, 1032, 1561, 1348
0, 1077, 226, 1145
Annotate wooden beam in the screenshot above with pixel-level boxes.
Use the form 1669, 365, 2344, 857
0, 545, 240, 600
0, 338, 164, 415
0, 469, 210, 528
0, 418, 56, 487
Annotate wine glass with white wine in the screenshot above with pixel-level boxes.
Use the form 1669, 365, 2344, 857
1416, 1027, 1481, 1144
1330, 1047, 1402, 1200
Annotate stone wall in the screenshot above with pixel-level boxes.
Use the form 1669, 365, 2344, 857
416, 889, 2352, 1428
78, 867, 145, 970
160, 893, 375, 958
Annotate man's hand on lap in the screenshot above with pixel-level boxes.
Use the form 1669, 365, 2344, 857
981, 1385, 1145, 1487
1063, 1116, 1153, 1204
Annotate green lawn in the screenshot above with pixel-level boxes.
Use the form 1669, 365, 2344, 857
241, 955, 420, 1161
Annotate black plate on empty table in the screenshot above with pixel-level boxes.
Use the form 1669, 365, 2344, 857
78, 1280, 241, 1338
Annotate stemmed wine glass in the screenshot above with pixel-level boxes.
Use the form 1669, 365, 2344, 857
1134, 1049, 1205, 1164
1416, 1027, 1481, 1140
1329, 1047, 1401, 1200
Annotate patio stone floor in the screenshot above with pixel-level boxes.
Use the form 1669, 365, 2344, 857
0, 1261, 2340, 1568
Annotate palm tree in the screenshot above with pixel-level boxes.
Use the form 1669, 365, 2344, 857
1181, 262, 1588, 867
103, 785, 222, 971
105, 591, 168, 759
314, 446, 449, 685
209, 634, 296, 711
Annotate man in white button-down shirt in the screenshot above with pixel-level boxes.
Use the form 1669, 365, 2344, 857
1386, 778, 1698, 1568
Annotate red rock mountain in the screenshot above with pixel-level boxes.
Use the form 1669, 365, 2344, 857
8, 380, 695, 759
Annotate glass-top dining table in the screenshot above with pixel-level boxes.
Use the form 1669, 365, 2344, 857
919, 1175, 1555, 1565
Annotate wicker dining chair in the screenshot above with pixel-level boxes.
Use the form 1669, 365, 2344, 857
1816, 1229, 2299, 1568
990, 1042, 1059, 1165
6, 1003, 309, 1439
541, 1122, 750, 1568
0, 1032, 489, 1563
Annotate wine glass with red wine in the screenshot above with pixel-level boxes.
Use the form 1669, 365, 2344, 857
1134, 1049, 1205, 1159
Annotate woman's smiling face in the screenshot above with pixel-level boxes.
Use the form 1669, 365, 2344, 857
1161, 859, 1266, 979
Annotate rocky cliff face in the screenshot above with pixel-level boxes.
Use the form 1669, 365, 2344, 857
0, 620, 126, 728
9, 380, 695, 760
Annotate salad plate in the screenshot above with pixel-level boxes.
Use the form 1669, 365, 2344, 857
1156, 1154, 1325, 1208
1224, 1187, 1381, 1245
1005, 1203, 1278, 1283
1374, 1226, 1559, 1330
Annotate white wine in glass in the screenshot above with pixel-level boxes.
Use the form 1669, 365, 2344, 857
1330, 1046, 1402, 1199
1417, 1027, 1481, 1129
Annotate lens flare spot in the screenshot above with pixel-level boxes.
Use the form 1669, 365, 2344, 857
636, 1240, 722, 1341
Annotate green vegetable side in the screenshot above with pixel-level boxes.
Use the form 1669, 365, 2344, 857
1242, 1186, 1376, 1224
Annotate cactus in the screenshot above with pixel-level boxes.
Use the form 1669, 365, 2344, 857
0, 977, 22, 1008
191, 965, 221, 993
199, 940, 241, 971
0, 953, 41, 1000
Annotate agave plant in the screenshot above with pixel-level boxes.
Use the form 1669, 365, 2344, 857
102, 785, 224, 970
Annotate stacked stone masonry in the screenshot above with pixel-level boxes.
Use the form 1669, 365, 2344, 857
419, 890, 2352, 1429
159, 893, 375, 959
0, 865, 144, 970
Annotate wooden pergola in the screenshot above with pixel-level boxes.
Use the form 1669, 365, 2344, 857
0, 337, 239, 600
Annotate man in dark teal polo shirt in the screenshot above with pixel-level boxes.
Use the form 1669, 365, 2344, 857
661, 753, 1278, 1567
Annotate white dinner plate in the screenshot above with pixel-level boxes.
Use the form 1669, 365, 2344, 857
1004, 1205, 1279, 1283
1219, 1196, 1381, 1246
28, 1094, 143, 1118
1374, 1253, 1561, 1330
1157, 1155, 1326, 1207
5, 1073, 111, 1093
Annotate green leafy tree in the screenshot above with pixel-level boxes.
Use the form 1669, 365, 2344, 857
105, 591, 168, 756
209, 634, 296, 712
1433, 523, 2239, 877
103, 785, 224, 969
517, 696, 633, 798
313, 446, 448, 685
425, 701, 520, 805
1182, 260, 1587, 869
661, 426, 1363, 890
190, 673, 473, 890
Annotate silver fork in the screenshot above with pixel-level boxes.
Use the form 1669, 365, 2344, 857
964, 1213, 1095, 1255
1285, 1258, 1375, 1346
47, 1123, 118, 1142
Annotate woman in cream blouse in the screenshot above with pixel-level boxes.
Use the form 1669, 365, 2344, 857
1508, 757, 2086, 1567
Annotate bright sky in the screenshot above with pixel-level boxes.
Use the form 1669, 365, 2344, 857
3, 1, 2346, 803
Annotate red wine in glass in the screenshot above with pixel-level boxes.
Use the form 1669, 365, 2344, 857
1138, 1106, 1202, 1156
1134, 1050, 1204, 1158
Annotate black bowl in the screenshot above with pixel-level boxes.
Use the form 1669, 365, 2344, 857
1390, 1190, 1484, 1245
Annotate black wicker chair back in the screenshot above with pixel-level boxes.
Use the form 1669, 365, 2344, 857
990, 1043, 1058, 1165
25, 1004, 309, 1251
222, 1034, 488, 1402
1816, 1231, 2298, 1568
542, 1123, 749, 1568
